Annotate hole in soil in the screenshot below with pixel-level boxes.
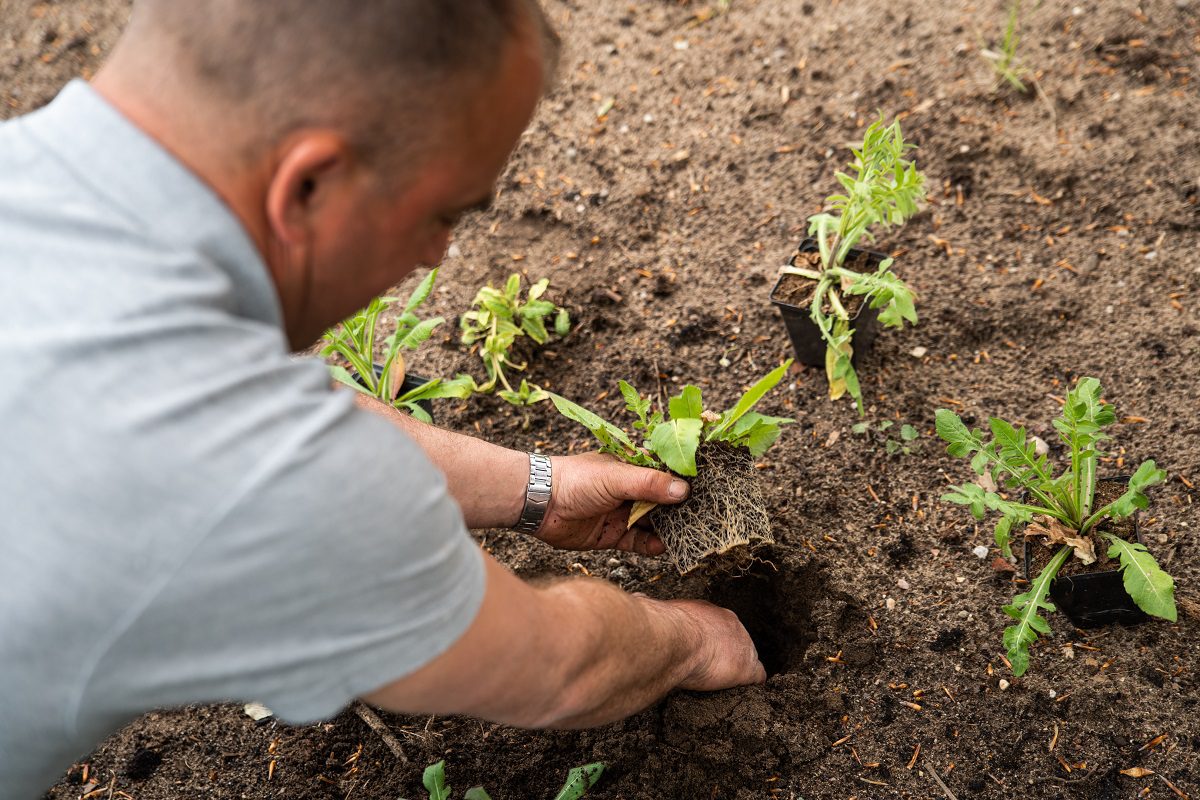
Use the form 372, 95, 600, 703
701, 546, 817, 677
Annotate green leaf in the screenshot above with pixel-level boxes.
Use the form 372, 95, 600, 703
553, 763, 606, 800
649, 418, 703, 476
851, 422, 870, 434
1081, 459, 1167, 534
555, 307, 571, 337
1103, 534, 1177, 622
727, 412, 792, 458
464, 789, 493, 800
668, 385, 704, 420
422, 761, 450, 800
706, 360, 793, 440
328, 365, 375, 397
403, 268, 439, 315
399, 317, 445, 350
549, 393, 650, 464
900, 424, 919, 441
520, 313, 550, 344
1002, 545, 1071, 677
935, 408, 980, 458
994, 515, 1015, 559
504, 273, 522, 300
527, 277, 549, 301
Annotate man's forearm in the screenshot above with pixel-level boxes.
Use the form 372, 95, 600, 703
354, 394, 527, 529
363, 555, 762, 729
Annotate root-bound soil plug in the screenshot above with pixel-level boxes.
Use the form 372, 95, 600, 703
650, 443, 773, 574
549, 362, 793, 573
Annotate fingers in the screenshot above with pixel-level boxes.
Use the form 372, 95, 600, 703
669, 600, 766, 691
604, 462, 690, 506
612, 525, 666, 556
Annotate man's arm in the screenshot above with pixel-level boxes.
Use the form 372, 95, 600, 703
362, 554, 765, 728
353, 394, 690, 554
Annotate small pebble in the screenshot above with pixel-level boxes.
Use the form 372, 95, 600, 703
885, 597, 896, 611
910, 346, 928, 358
606, 558, 623, 567
955, 576, 966, 584
446, 243, 462, 259
673, 39, 689, 50
972, 545, 989, 559
999, 679, 1010, 691
897, 578, 911, 591
610, 567, 630, 582
1032, 436, 1049, 457
1049, 689, 1057, 698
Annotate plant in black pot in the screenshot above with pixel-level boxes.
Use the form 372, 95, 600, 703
322, 268, 475, 423
936, 377, 1175, 677
548, 361, 793, 574
770, 114, 926, 414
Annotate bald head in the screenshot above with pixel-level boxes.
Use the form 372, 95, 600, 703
119, 0, 558, 167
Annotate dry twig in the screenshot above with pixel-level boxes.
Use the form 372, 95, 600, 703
353, 702, 409, 764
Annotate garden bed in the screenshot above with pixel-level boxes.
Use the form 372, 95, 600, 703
6, 0, 1199, 797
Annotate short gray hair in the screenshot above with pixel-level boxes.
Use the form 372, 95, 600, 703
129, 0, 558, 165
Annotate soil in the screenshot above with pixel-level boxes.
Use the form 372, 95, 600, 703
6, 0, 1200, 798
771, 245, 881, 311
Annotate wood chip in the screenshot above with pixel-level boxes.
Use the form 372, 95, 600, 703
1121, 767, 1155, 778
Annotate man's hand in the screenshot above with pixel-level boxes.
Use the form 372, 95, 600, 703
658, 598, 767, 689
536, 452, 690, 555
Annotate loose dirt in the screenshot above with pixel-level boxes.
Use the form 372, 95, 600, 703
6, 0, 1199, 798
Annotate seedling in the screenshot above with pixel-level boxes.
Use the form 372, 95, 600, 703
404, 760, 605, 800
322, 268, 475, 422
459, 273, 570, 406
852, 419, 920, 455
778, 115, 926, 413
550, 361, 793, 573
981, 0, 1030, 92
936, 378, 1175, 676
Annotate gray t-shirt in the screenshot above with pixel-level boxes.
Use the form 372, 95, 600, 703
0, 81, 486, 798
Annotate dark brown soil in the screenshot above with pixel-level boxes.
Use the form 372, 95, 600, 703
771, 246, 881, 311
7, 0, 1200, 798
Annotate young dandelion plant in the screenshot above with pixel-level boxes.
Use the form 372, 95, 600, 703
937, 378, 1174, 677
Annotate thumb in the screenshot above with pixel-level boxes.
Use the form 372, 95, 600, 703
606, 463, 690, 506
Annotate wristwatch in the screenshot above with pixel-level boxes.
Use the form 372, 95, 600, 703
513, 453, 553, 534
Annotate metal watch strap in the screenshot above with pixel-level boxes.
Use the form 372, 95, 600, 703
513, 453, 553, 534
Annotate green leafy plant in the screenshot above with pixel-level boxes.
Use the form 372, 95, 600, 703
403, 760, 605, 800
936, 377, 1175, 676
779, 115, 926, 414
550, 362, 793, 573
549, 360, 794, 478
459, 273, 570, 406
981, 0, 1030, 92
322, 268, 475, 423
852, 419, 920, 455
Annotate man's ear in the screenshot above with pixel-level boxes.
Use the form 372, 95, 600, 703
265, 132, 351, 245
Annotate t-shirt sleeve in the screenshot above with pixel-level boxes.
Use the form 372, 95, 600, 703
80, 356, 487, 724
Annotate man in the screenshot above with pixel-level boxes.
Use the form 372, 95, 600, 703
0, 1, 765, 795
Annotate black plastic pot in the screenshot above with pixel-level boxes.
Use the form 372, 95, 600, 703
351, 364, 435, 421
768, 238, 883, 367
1022, 477, 1148, 629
